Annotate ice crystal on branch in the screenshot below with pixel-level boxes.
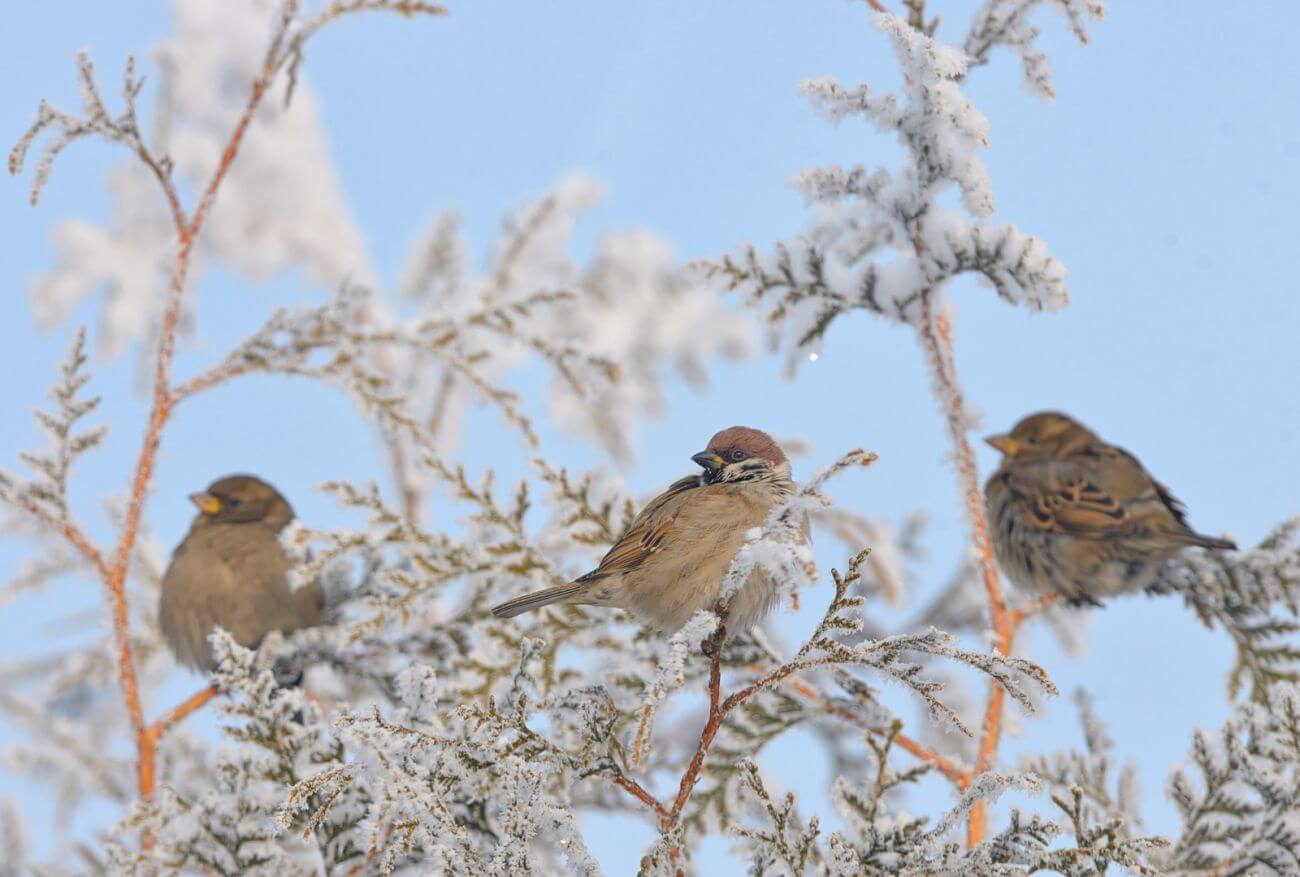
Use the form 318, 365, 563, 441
0, 329, 105, 529
8, 0, 1296, 875
1166, 683, 1300, 876
1155, 521, 1300, 701
709, 10, 1071, 369
965, 0, 1105, 99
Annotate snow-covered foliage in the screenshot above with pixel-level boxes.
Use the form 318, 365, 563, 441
1164, 682, 1300, 875
3, 0, 1299, 875
707, 5, 1100, 370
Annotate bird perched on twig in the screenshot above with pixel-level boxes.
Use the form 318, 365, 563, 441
984, 411, 1235, 606
492, 426, 799, 632
159, 475, 323, 673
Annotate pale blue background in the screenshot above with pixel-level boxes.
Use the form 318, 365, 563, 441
2, 0, 1298, 871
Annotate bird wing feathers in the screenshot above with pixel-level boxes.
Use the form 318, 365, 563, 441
999, 444, 1202, 542
999, 458, 1143, 539
576, 475, 707, 583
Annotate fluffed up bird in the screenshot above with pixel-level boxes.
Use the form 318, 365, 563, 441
492, 426, 799, 632
159, 475, 323, 673
984, 411, 1236, 606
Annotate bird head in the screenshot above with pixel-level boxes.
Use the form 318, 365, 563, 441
985, 411, 1099, 462
189, 474, 294, 530
692, 426, 790, 484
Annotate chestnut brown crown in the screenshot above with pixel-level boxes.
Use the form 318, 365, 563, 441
704, 426, 787, 466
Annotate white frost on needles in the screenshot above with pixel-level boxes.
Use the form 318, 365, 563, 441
712, 11, 1069, 368
31, 0, 372, 355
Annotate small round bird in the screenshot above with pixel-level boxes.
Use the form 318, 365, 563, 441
491, 426, 798, 632
159, 475, 323, 673
984, 411, 1235, 606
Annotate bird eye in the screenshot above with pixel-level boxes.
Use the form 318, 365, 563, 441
730, 449, 745, 461
226, 497, 242, 507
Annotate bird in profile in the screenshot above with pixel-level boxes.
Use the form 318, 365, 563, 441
492, 426, 799, 633
984, 411, 1235, 606
159, 475, 323, 673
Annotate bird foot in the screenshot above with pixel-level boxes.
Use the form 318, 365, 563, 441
1064, 594, 1105, 609
700, 623, 727, 658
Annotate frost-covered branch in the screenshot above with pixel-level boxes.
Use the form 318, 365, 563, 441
1166, 683, 1300, 876
0, 329, 108, 579
964, 0, 1105, 99
712, 5, 1105, 847
6, 0, 447, 823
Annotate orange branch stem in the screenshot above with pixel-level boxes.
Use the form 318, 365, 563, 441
170, 362, 251, 405
0, 491, 110, 581
611, 775, 669, 822
665, 622, 727, 827
102, 41, 282, 809
776, 672, 971, 787
138, 685, 220, 799
916, 294, 1025, 847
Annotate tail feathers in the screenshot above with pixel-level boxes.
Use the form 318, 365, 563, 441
1171, 529, 1237, 551
1189, 532, 1237, 551
491, 582, 586, 619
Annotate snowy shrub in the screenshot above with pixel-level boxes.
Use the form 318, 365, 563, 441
2, 0, 1296, 874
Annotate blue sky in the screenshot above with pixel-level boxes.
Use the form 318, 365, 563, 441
2, 0, 1298, 871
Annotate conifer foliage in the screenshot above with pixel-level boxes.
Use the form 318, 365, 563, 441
2, 1, 1296, 874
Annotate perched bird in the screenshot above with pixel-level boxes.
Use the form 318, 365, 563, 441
984, 411, 1235, 605
492, 426, 798, 632
159, 475, 323, 673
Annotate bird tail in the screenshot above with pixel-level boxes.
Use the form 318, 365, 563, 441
1174, 530, 1237, 551
1189, 532, 1237, 551
491, 582, 586, 619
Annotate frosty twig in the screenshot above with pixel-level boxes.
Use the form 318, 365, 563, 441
7, 0, 447, 823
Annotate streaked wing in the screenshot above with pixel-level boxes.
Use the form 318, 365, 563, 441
577, 474, 705, 582
1107, 444, 1193, 528
1000, 459, 1136, 539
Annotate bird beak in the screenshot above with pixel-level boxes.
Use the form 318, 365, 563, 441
984, 434, 1020, 457
691, 450, 725, 473
189, 492, 222, 515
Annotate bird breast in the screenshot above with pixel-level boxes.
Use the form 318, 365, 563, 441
622, 479, 792, 631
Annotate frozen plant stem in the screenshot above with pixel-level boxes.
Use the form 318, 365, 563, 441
665, 619, 729, 830
916, 295, 1025, 847
111, 33, 284, 805
138, 684, 221, 797
7, 1, 448, 829
619, 590, 981, 870
773, 671, 971, 786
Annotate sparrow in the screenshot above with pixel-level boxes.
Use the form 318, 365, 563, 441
491, 426, 798, 632
984, 411, 1235, 605
159, 475, 323, 673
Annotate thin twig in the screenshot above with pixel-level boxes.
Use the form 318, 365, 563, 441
106, 24, 289, 806
665, 620, 728, 827
774, 672, 970, 787
169, 361, 249, 404
611, 775, 669, 822
137, 684, 220, 797
0, 490, 110, 580
916, 296, 1024, 846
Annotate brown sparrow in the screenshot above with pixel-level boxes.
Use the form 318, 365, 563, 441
492, 426, 797, 632
159, 475, 323, 672
984, 412, 1235, 605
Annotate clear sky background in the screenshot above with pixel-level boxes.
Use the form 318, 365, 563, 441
2, 0, 1298, 871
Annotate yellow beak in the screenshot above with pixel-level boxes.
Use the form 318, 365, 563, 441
691, 450, 725, 472
984, 435, 1021, 457
189, 492, 222, 515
